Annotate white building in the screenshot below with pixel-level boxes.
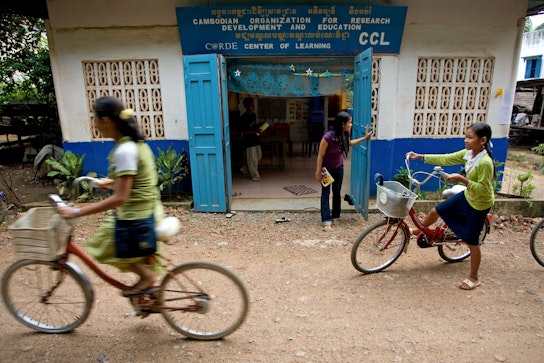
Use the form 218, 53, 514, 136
515, 28, 544, 126
7, 0, 540, 212
518, 29, 544, 81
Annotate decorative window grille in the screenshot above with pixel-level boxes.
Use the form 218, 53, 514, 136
413, 57, 494, 137
371, 57, 380, 138
83, 60, 165, 140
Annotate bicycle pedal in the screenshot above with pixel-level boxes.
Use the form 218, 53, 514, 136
416, 234, 434, 248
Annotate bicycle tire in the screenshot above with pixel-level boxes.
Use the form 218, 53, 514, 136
351, 219, 408, 273
159, 261, 249, 340
437, 218, 489, 263
530, 217, 544, 268
1, 260, 94, 333
0, 194, 7, 225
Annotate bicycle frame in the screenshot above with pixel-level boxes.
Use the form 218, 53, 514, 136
62, 235, 128, 290
54, 233, 205, 313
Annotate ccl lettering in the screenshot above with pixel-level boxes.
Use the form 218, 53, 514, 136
359, 32, 390, 46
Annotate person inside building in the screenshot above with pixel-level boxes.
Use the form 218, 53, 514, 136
239, 97, 262, 182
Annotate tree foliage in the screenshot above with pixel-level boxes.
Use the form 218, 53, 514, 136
0, 8, 61, 146
525, 17, 533, 33
0, 8, 54, 104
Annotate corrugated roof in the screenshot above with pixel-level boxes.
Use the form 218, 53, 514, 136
527, 0, 544, 16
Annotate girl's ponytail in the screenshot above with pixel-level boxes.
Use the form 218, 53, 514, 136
469, 122, 495, 178
94, 96, 145, 142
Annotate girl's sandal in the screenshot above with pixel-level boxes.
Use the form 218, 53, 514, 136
458, 279, 481, 290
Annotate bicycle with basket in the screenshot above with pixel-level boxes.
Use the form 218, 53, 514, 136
351, 155, 492, 274
1, 177, 249, 340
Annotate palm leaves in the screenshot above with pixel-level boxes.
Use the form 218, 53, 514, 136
45, 150, 93, 199
155, 145, 189, 199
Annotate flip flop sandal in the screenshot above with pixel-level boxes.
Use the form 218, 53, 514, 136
458, 279, 481, 290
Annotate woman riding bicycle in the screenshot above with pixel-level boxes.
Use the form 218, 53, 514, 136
407, 122, 495, 290
58, 96, 165, 299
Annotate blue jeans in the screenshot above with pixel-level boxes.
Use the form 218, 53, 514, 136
320, 165, 344, 225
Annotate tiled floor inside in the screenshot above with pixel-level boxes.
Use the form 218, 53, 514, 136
231, 148, 352, 200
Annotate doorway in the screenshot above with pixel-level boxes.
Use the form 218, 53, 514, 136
226, 56, 355, 200
183, 51, 372, 213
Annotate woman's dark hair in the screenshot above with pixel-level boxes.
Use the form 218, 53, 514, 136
243, 97, 254, 109
468, 122, 495, 177
94, 96, 145, 142
331, 111, 351, 157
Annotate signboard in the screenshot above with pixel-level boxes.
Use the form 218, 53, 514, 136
176, 5, 407, 55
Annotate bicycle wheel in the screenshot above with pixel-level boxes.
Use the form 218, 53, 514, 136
437, 218, 489, 263
159, 261, 249, 340
351, 219, 408, 273
0, 193, 7, 225
530, 218, 544, 268
1, 260, 94, 333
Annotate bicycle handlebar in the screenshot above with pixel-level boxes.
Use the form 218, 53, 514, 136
404, 154, 450, 193
48, 176, 101, 207
73, 176, 100, 187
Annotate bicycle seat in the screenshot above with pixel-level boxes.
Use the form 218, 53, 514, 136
442, 184, 466, 198
155, 216, 181, 241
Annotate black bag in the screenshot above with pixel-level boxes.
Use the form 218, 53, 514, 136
114, 214, 157, 258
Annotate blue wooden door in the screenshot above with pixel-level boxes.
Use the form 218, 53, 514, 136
350, 48, 373, 220
184, 54, 232, 212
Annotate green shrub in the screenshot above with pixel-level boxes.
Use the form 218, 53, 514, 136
507, 153, 526, 163
155, 145, 190, 200
45, 150, 95, 200
531, 143, 544, 155
493, 160, 505, 192
393, 166, 410, 188
512, 171, 535, 198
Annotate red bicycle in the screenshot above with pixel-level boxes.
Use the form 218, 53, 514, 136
351, 156, 492, 273
1, 178, 249, 340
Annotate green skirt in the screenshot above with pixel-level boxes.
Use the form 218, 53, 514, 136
85, 206, 167, 276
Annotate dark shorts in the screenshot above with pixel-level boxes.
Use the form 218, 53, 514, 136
435, 192, 490, 245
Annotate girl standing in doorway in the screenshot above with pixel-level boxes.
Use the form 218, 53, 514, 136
315, 111, 371, 232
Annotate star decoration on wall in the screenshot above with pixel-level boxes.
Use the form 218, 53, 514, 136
305, 68, 313, 76
234, 69, 241, 77
289, 64, 296, 72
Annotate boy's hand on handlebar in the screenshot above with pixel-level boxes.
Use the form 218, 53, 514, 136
406, 151, 424, 160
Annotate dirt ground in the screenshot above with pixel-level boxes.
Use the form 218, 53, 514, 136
0, 147, 543, 362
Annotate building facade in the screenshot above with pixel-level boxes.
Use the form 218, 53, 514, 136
43, 0, 526, 211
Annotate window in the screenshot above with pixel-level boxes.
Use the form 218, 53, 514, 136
83, 60, 165, 140
413, 57, 494, 137
525, 57, 542, 79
